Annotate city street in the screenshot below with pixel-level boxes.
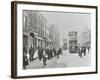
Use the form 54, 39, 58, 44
26, 50, 91, 69
23, 10, 91, 70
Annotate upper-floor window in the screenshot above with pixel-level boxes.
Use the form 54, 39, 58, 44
29, 17, 32, 27
32, 17, 37, 30
23, 15, 27, 29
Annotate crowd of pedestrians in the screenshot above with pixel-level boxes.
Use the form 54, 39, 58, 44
23, 46, 63, 69
23, 45, 90, 69
76, 46, 90, 58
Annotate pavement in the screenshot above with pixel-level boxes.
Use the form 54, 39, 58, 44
26, 50, 91, 69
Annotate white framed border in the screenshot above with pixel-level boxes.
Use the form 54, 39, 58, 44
14, 2, 97, 77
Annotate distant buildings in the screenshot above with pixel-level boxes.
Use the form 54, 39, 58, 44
49, 25, 60, 49
78, 31, 91, 48
68, 31, 77, 53
23, 10, 60, 52
68, 30, 91, 53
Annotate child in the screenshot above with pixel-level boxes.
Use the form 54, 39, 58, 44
43, 55, 47, 66
23, 55, 28, 69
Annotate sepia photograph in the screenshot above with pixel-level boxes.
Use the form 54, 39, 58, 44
11, 1, 97, 78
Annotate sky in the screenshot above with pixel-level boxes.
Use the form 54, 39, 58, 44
40, 11, 91, 45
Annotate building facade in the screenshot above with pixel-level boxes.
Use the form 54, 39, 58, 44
23, 10, 38, 51
49, 25, 60, 49
78, 31, 91, 48
23, 10, 60, 54
85, 31, 91, 48
68, 31, 77, 53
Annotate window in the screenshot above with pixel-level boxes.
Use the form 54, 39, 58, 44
23, 15, 27, 29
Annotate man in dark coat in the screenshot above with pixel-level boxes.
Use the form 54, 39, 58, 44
23, 56, 28, 69
88, 46, 90, 52
53, 48, 57, 56
38, 47, 44, 60
82, 47, 86, 56
38, 47, 41, 60
57, 48, 60, 58
23, 47, 28, 69
29, 46, 35, 61
78, 47, 82, 58
59, 48, 62, 55
50, 48, 53, 58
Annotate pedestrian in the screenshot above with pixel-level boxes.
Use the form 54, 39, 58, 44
38, 47, 41, 60
23, 47, 28, 69
49, 48, 52, 59
32, 47, 35, 60
59, 48, 62, 55
88, 46, 90, 52
78, 47, 82, 58
45, 48, 50, 60
29, 46, 35, 62
38, 47, 44, 60
23, 55, 28, 69
81, 47, 86, 56
26, 52, 30, 63
50, 48, 53, 58
57, 48, 60, 58
83, 47, 86, 56
43, 50, 47, 66
34, 47, 38, 59
29, 46, 32, 61
54, 48, 57, 56
86, 47, 88, 54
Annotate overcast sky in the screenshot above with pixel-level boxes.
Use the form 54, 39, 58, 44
40, 11, 91, 45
